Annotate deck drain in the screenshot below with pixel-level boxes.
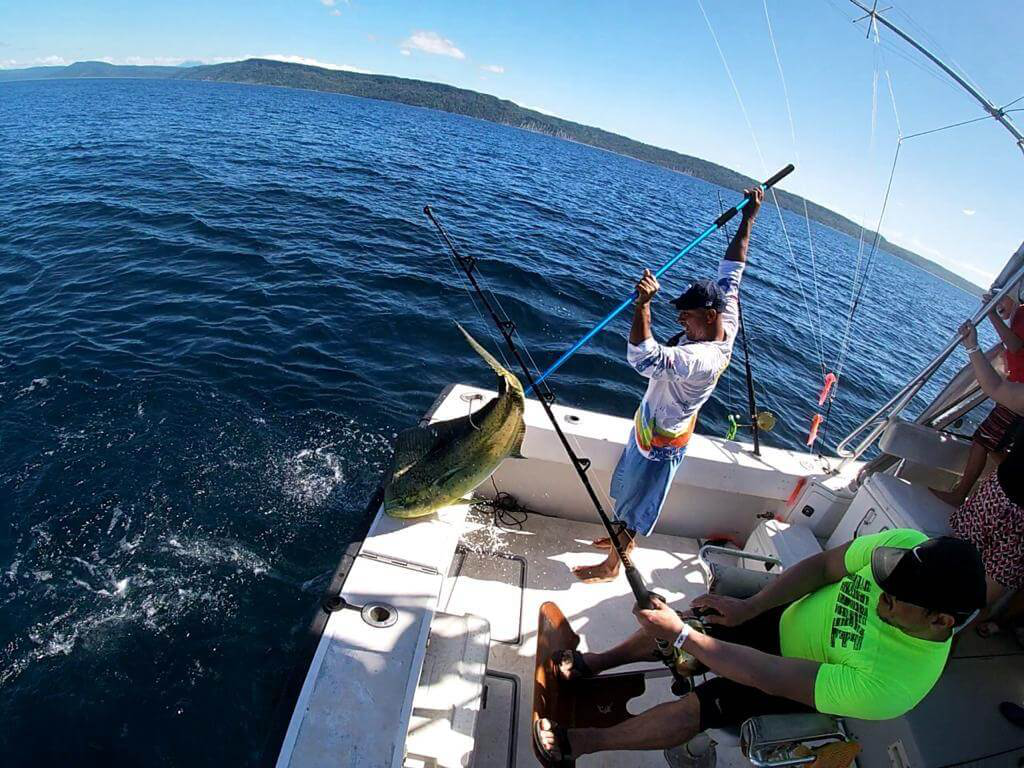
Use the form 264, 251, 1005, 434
361, 602, 398, 628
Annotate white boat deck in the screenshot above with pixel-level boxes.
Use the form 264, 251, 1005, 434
443, 507, 747, 767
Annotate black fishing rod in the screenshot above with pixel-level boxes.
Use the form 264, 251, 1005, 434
737, 300, 761, 456
717, 191, 763, 457
424, 206, 665, 608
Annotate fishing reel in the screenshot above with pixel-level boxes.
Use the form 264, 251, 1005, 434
725, 410, 777, 441
671, 617, 709, 678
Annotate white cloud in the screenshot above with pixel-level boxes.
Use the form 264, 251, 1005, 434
959, 262, 995, 282
400, 31, 465, 60
963, 208, 976, 216
400, 49, 411, 57
481, 64, 504, 74
252, 54, 372, 74
516, 102, 562, 119
0, 59, 18, 69
330, 8, 341, 15
321, 0, 336, 5
34, 55, 67, 66
122, 56, 189, 66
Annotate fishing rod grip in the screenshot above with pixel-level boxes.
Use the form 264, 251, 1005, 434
713, 164, 796, 227
626, 565, 658, 610
762, 163, 796, 190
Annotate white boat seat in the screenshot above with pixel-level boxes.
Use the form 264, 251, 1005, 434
689, 546, 856, 767
404, 612, 490, 768
699, 545, 780, 599
878, 418, 971, 476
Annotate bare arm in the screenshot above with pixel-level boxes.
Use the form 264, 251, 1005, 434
684, 631, 819, 706
691, 541, 851, 627
987, 312, 1023, 353
960, 321, 1024, 412
629, 269, 658, 345
633, 600, 819, 706
723, 187, 763, 263
630, 300, 653, 345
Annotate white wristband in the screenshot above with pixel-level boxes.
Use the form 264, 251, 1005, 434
673, 622, 692, 649
965, 345, 980, 354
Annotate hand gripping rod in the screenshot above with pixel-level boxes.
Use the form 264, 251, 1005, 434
524, 164, 795, 396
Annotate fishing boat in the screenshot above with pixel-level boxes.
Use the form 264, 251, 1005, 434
261, 4, 1024, 767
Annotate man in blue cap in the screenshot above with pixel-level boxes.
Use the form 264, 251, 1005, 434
574, 186, 763, 583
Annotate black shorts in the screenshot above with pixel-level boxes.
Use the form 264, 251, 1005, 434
693, 604, 814, 731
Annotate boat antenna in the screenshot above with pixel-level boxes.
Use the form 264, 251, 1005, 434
849, 0, 1024, 157
524, 164, 795, 396
423, 206, 665, 613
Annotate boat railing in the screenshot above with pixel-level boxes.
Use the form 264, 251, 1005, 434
836, 260, 1024, 464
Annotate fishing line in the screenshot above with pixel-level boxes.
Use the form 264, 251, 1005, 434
425, 205, 695, 685
476, 254, 619, 512
762, 0, 828, 370
697, 0, 827, 380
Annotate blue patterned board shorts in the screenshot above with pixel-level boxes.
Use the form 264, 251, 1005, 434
610, 431, 686, 536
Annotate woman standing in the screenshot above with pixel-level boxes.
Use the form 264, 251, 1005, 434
950, 319, 1024, 634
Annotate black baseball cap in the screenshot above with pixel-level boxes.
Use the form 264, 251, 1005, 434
871, 536, 986, 621
670, 279, 724, 312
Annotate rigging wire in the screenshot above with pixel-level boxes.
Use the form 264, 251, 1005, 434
440, 225, 619, 513
696, 0, 828, 380
762, 0, 827, 375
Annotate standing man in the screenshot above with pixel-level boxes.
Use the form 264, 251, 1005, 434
573, 187, 763, 583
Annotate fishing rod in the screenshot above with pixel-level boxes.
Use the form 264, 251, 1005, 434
736, 300, 762, 456
717, 190, 764, 457
424, 206, 690, 679
524, 163, 795, 396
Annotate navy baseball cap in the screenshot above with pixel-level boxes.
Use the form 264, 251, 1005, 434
670, 279, 724, 312
871, 536, 986, 621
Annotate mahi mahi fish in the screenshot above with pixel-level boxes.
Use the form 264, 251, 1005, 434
383, 324, 526, 519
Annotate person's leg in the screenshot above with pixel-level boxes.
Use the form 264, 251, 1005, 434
556, 627, 661, 680
558, 694, 701, 756
933, 439, 989, 506
970, 576, 1008, 637
571, 525, 634, 583
574, 444, 683, 583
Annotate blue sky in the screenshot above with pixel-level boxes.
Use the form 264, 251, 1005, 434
3, 0, 1022, 285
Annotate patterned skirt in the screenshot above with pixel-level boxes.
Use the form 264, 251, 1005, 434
950, 471, 1024, 590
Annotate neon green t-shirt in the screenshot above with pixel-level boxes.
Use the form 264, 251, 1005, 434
778, 529, 950, 720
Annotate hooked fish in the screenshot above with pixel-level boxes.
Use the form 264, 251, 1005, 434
383, 324, 526, 519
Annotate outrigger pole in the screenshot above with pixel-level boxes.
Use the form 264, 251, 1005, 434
424, 206, 664, 616
524, 163, 795, 396
849, 0, 1024, 157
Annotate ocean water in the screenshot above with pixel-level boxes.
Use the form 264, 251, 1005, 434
0, 78, 984, 765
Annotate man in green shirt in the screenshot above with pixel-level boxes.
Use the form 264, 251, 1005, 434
534, 529, 986, 761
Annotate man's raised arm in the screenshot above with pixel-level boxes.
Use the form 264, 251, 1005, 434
724, 187, 763, 263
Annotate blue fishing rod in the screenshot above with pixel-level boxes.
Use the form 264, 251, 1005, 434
525, 163, 795, 396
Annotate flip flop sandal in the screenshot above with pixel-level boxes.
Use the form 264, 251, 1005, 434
976, 621, 1001, 638
1001, 701, 1024, 728
552, 649, 593, 681
533, 718, 574, 765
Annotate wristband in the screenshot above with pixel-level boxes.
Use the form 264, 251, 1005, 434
673, 622, 692, 649
965, 345, 980, 354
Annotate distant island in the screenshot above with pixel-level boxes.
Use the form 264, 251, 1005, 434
0, 58, 981, 295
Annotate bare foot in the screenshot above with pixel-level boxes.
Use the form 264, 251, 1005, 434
930, 487, 965, 507
590, 536, 612, 550
533, 718, 574, 762
572, 558, 622, 583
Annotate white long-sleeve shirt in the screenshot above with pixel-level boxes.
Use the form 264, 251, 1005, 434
626, 259, 744, 460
